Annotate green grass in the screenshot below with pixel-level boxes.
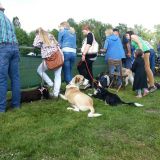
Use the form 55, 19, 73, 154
0, 84, 160, 160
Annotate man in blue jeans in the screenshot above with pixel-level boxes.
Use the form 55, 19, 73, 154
0, 3, 21, 112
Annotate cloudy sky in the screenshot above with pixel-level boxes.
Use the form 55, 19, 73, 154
1, 0, 159, 32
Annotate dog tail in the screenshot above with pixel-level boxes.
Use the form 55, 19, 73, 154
59, 94, 67, 101
122, 102, 143, 107
88, 112, 102, 118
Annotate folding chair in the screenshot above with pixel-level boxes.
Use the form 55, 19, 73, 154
108, 59, 127, 92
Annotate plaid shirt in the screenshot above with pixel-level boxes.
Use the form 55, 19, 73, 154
33, 33, 58, 58
0, 11, 18, 44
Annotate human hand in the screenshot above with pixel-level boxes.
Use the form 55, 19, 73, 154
100, 49, 106, 53
126, 52, 131, 57
82, 54, 85, 61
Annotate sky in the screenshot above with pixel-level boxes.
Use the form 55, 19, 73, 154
1, 0, 159, 33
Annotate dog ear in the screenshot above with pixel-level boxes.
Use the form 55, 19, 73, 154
42, 88, 50, 99
75, 76, 80, 84
99, 75, 110, 88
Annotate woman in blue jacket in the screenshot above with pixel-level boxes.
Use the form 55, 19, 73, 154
102, 28, 125, 86
58, 22, 77, 84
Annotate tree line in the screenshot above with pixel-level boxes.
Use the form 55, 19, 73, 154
13, 17, 160, 55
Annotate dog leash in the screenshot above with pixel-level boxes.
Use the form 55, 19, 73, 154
77, 60, 98, 86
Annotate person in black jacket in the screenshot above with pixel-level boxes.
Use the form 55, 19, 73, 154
131, 49, 149, 98
77, 24, 98, 89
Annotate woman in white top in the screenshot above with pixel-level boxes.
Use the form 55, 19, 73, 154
33, 27, 62, 98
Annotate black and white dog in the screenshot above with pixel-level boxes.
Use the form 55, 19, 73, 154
90, 73, 143, 107
20, 86, 50, 103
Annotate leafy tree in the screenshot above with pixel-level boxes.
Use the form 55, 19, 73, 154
133, 24, 153, 41
115, 23, 128, 38
50, 29, 59, 40
154, 24, 160, 42
15, 28, 29, 45
15, 28, 31, 55
79, 19, 112, 49
28, 31, 35, 46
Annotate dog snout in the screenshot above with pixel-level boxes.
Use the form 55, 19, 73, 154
94, 89, 98, 95
83, 79, 89, 86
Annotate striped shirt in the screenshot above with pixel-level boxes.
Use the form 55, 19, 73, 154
0, 11, 18, 44
144, 41, 153, 49
33, 34, 58, 58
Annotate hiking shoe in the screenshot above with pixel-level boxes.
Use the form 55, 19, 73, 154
149, 86, 157, 93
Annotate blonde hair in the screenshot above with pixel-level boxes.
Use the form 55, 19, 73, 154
60, 21, 70, 29
59, 21, 75, 34
105, 28, 113, 36
35, 27, 52, 46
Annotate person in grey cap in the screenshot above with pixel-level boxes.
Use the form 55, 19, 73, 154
0, 3, 21, 112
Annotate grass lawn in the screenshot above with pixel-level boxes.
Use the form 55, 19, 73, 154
0, 84, 160, 160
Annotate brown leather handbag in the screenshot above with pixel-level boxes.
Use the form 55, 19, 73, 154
45, 49, 64, 70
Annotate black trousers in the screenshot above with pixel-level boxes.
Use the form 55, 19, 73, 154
77, 57, 94, 85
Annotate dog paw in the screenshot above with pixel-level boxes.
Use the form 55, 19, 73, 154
67, 107, 74, 110
88, 93, 93, 96
59, 94, 67, 100
88, 112, 102, 117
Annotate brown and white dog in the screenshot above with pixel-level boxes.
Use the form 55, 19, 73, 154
60, 75, 102, 118
122, 68, 134, 86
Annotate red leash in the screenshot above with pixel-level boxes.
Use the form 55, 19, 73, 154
77, 60, 98, 86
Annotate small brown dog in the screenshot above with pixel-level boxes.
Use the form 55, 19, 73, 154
60, 75, 102, 118
122, 68, 134, 86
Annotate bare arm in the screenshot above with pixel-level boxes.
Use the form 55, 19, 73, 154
126, 42, 131, 57
131, 35, 143, 50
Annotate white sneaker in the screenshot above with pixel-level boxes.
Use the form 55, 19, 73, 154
49, 92, 58, 99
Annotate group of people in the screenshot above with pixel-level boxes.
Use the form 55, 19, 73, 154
0, 3, 158, 113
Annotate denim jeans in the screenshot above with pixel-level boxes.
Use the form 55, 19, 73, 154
149, 49, 155, 75
0, 44, 21, 112
109, 64, 122, 86
37, 61, 62, 97
62, 52, 76, 84
123, 52, 134, 69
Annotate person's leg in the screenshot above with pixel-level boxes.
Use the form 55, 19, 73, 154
136, 89, 142, 98
0, 45, 9, 112
37, 61, 54, 87
116, 65, 122, 86
144, 52, 154, 87
149, 49, 155, 75
125, 57, 132, 69
53, 67, 62, 97
63, 52, 76, 84
77, 61, 88, 79
143, 88, 149, 96
86, 59, 94, 84
8, 45, 21, 108
70, 52, 76, 81
62, 53, 70, 84
108, 64, 115, 86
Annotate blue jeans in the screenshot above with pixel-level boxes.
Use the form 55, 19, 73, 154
63, 52, 76, 84
109, 64, 122, 86
124, 51, 135, 69
149, 49, 155, 75
0, 44, 21, 112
